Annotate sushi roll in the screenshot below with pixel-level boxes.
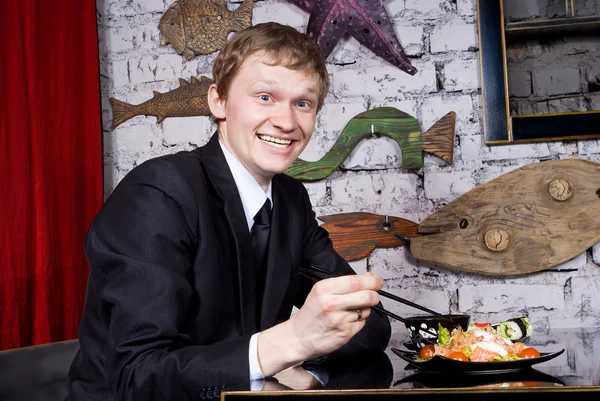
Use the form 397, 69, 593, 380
493, 317, 532, 341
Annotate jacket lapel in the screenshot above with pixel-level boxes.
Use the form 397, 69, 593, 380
200, 134, 258, 335
259, 175, 293, 330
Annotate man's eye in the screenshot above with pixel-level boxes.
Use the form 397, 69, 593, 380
297, 101, 308, 108
260, 95, 271, 102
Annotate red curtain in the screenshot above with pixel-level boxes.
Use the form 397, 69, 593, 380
0, 0, 103, 350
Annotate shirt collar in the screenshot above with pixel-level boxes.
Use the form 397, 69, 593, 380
219, 139, 272, 231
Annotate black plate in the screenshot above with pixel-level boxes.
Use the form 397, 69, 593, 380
391, 348, 565, 374
393, 368, 565, 388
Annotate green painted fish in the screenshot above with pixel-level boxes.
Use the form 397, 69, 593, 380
285, 107, 455, 181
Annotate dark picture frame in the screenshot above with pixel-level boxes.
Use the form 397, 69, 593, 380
476, 0, 600, 144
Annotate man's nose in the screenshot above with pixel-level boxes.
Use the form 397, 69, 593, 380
269, 104, 298, 132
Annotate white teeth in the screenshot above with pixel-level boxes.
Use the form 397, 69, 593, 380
258, 134, 292, 147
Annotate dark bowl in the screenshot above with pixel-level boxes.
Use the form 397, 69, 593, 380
403, 314, 470, 350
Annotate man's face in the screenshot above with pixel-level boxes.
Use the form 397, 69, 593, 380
209, 52, 321, 187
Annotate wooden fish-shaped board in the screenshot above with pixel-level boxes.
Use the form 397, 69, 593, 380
109, 76, 212, 128
285, 107, 455, 181
410, 159, 600, 275
159, 0, 253, 59
319, 212, 420, 262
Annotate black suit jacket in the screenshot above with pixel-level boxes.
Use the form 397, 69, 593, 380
68, 134, 391, 401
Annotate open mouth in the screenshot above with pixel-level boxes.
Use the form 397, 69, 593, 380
258, 134, 292, 148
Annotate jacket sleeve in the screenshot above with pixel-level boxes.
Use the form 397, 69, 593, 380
80, 158, 251, 400
294, 185, 392, 364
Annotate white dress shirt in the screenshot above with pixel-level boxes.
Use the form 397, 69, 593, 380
219, 141, 271, 388
219, 140, 327, 389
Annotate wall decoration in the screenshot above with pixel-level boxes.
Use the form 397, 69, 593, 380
285, 107, 455, 181
159, 0, 253, 59
410, 158, 600, 275
477, 0, 600, 144
287, 0, 417, 75
319, 212, 418, 262
109, 76, 212, 128
321, 159, 600, 276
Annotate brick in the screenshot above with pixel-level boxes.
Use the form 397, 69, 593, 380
129, 56, 156, 84
104, 125, 153, 154
430, 23, 478, 53
97, 0, 135, 18
424, 170, 475, 200
587, 94, 600, 110
506, 40, 543, 61
342, 136, 403, 170
457, 0, 476, 16
155, 54, 183, 81
404, 0, 449, 19
385, 0, 405, 16
132, 0, 165, 14
443, 58, 480, 91
547, 96, 586, 113
508, 70, 532, 97
162, 116, 213, 146
421, 95, 474, 134
510, 99, 535, 116
593, 243, 600, 265
502, 0, 540, 22
460, 135, 553, 162
303, 181, 328, 207
571, 277, 600, 326
112, 59, 130, 87
253, 2, 308, 27
330, 171, 418, 213
473, 162, 529, 186
394, 25, 425, 57
532, 67, 581, 97
332, 62, 436, 99
458, 284, 565, 312
104, 26, 135, 53
133, 25, 161, 49
370, 248, 453, 315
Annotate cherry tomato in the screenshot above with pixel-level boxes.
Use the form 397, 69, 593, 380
473, 322, 489, 328
518, 347, 541, 359
418, 345, 436, 359
446, 351, 469, 362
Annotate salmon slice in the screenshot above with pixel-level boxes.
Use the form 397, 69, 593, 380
470, 346, 500, 362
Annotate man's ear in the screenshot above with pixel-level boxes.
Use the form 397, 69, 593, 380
207, 83, 226, 120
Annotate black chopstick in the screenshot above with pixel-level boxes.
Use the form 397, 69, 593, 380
297, 268, 409, 324
300, 264, 443, 317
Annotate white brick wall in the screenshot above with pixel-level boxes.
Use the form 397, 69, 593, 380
430, 22, 478, 53
98, 0, 600, 332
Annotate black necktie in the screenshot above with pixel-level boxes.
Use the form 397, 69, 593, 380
251, 198, 272, 302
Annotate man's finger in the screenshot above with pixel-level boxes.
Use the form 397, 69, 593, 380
313, 274, 384, 296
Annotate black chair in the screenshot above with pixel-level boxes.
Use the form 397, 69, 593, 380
0, 339, 79, 401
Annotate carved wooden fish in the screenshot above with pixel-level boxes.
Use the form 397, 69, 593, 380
410, 159, 600, 275
159, 0, 253, 59
285, 107, 455, 181
318, 212, 420, 262
109, 76, 212, 128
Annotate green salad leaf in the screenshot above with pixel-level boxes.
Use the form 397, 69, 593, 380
437, 323, 451, 345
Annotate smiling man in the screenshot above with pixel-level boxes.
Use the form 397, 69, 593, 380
68, 22, 391, 401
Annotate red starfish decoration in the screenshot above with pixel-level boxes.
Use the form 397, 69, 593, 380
287, 0, 417, 75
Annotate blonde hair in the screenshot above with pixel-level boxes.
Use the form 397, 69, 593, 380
212, 22, 329, 111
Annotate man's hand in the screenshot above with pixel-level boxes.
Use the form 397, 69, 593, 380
257, 272, 384, 377
273, 365, 323, 390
